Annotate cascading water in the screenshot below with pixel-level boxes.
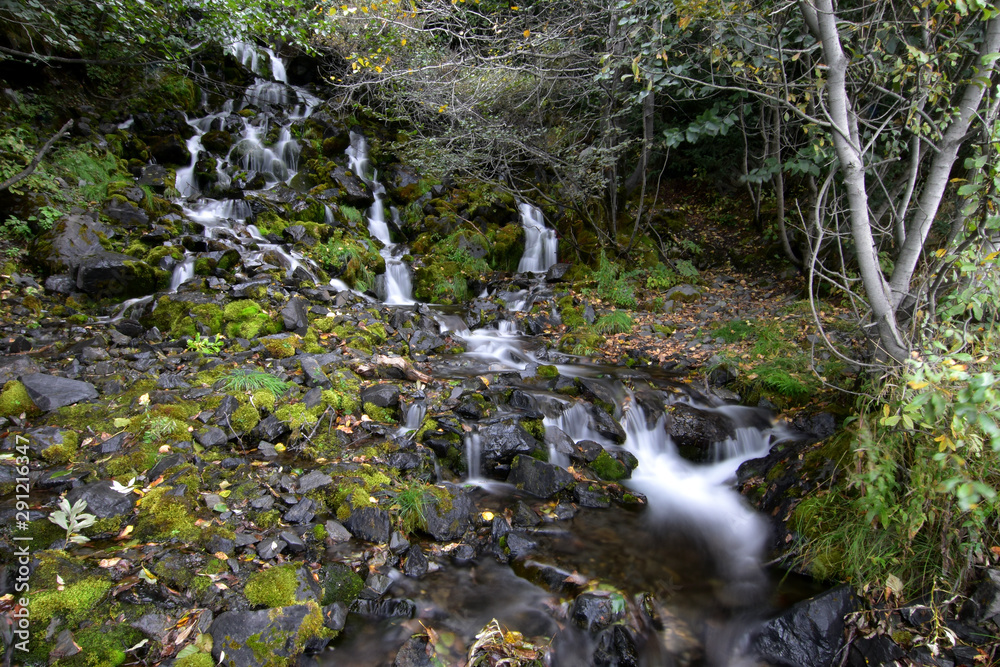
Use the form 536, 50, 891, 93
517, 202, 558, 273
346, 132, 415, 305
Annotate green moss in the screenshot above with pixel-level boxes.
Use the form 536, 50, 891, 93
262, 336, 299, 359
134, 486, 201, 542
0, 380, 39, 417
59, 624, 142, 666
535, 365, 559, 379
274, 403, 320, 429
313, 524, 327, 540
254, 508, 281, 529
176, 653, 215, 667
33, 577, 112, 628
321, 389, 358, 415
362, 402, 397, 423
231, 403, 261, 432
245, 564, 300, 608
253, 390, 277, 412
41, 430, 79, 464
321, 563, 364, 605
591, 450, 627, 481
223, 300, 281, 339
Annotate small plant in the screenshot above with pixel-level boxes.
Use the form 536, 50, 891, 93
221, 368, 292, 394
187, 332, 224, 357
48, 497, 97, 545
143, 414, 180, 444
594, 311, 634, 335
392, 483, 432, 534
468, 618, 547, 667
591, 251, 637, 308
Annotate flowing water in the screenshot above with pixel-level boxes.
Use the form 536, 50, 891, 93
118, 41, 811, 666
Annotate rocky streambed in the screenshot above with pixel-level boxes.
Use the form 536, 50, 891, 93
2, 39, 999, 667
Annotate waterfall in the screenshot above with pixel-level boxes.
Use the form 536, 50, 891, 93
169, 253, 196, 292
346, 132, 415, 305
517, 202, 557, 273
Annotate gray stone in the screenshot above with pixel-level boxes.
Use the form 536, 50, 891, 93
196, 426, 228, 447
752, 584, 858, 667
507, 455, 574, 498
297, 470, 333, 493
361, 383, 400, 409
20, 373, 97, 411
65, 480, 137, 519
281, 297, 310, 332
324, 520, 352, 543
344, 506, 391, 544
257, 537, 287, 560
478, 420, 541, 472
423, 486, 474, 541
209, 605, 322, 666
300, 356, 332, 388
283, 498, 316, 524
131, 612, 172, 641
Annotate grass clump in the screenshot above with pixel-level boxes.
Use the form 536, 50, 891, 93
594, 311, 634, 335
221, 369, 292, 394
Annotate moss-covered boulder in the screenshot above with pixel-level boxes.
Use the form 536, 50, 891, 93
209, 602, 329, 667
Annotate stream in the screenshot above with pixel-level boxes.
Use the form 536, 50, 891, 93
102, 42, 818, 666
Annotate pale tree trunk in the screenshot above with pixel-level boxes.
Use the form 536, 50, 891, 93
889, 17, 1000, 309
801, 0, 909, 360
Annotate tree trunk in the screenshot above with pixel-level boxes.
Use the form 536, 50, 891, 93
802, 0, 908, 360
889, 17, 1000, 310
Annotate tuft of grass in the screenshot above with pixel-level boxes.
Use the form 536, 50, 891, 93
392, 483, 433, 534
594, 311, 634, 335
221, 369, 292, 395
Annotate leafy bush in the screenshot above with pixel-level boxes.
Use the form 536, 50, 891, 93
594, 311, 634, 335
592, 251, 636, 308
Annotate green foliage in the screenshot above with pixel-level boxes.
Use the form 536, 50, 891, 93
591, 252, 637, 308
55, 148, 122, 203
187, 332, 225, 357
593, 311, 634, 335
646, 263, 680, 290
48, 497, 98, 545
391, 482, 433, 534
310, 230, 383, 291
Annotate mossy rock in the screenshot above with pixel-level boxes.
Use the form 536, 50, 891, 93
0, 380, 40, 417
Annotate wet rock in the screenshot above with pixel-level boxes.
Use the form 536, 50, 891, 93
253, 414, 290, 442
546, 262, 571, 282
196, 426, 228, 447
507, 455, 574, 498
512, 500, 541, 527
394, 634, 437, 667
389, 531, 410, 555
961, 569, 1000, 624
424, 486, 474, 541
148, 453, 185, 480
345, 506, 392, 544
409, 330, 446, 354
792, 411, 838, 441
574, 482, 611, 508
20, 373, 97, 411
360, 571, 393, 600
44, 274, 76, 294
324, 520, 352, 543
752, 584, 858, 667
281, 296, 310, 333
257, 537, 287, 559
297, 470, 333, 493
322, 602, 348, 632
148, 134, 191, 165
479, 420, 541, 474
207, 535, 235, 556
665, 403, 735, 461
329, 165, 374, 207
138, 164, 169, 191
65, 480, 137, 519
846, 634, 906, 667
593, 625, 639, 667
572, 592, 626, 633
402, 545, 428, 578
361, 383, 400, 409
283, 498, 316, 524
209, 605, 323, 667
131, 612, 172, 641
156, 373, 190, 390
588, 404, 627, 444
103, 198, 148, 227
354, 599, 416, 618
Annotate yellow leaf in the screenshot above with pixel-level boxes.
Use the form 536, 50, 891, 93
679, 15, 691, 29
401, 38, 406, 46
907, 380, 929, 389
523, 29, 530, 38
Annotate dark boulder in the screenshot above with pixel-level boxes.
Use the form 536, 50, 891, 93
665, 403, 735, 462
209, 605, 324, 667
478, 420, 542, 475
344, 506, 392, 544
20, 374, 97, 411
572, 592, 626, 633
752, 584, 858, 667
507, 455, 574, 499
281, 297, 310, 333
65, 480, 137, 519
423, 485, 474, 541
329, 165, 374, 207
361, 383, 400, 409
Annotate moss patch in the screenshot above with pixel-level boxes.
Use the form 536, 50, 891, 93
245, 564, 300, 608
